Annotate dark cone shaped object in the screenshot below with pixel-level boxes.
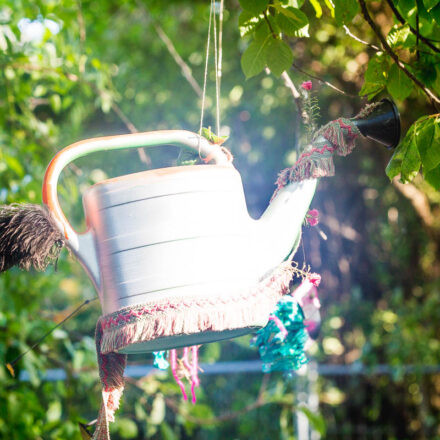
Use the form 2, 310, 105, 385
352, 98, 401, 149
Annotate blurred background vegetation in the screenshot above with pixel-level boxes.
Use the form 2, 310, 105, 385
1, 0, 440, 439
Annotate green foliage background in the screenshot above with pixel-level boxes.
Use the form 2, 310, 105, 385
1, 0, 440, 439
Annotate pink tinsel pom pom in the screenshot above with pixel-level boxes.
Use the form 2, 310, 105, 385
306, 209, 319, 226
301, 80, 312, 91
308, 273, 321, 287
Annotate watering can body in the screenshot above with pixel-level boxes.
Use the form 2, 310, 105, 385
42, 130, 317, 352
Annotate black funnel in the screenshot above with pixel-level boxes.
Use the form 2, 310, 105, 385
352, 98, 401, 149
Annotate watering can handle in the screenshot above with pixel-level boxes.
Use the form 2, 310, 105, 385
42, 129, 231, 251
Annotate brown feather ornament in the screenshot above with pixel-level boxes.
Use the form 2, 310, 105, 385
0, 204, 65, 273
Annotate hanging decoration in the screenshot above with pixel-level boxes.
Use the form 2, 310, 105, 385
0, 0, 402, 435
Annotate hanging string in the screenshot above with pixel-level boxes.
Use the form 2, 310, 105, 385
199, 1, 213, 137
199, 0, 223, 138
212, 0, 220, 136
218, 0, 224, 94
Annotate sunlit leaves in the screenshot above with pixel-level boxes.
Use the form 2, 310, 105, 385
387, 64, 413, 101
241, 39, 270, 78
276, 6, 308, 34
239, 3, 309, 78
309, 0, 323, 18
386, 116, 440, 189
265, 39, 293, 76
359, 54, 389, 99
386, 25, 415, 49
416, 118, 440, 172
238, 0, 269, 15
238, 10, 259, 37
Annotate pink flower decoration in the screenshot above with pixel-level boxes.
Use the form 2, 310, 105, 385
301, 80, 312, 91
306, 209, 319, 226
308, 273, 321, 287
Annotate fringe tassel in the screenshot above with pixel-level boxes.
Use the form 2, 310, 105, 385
93, 321, 127, 440
93, 262, 295, 440
98, 263, 295, 355
271, 118, 361, 200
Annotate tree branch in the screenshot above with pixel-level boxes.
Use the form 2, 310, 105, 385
291, 63, 358, 97
359, 0, 440, 109
343, 25, 380, 51
385, 0, 440, 51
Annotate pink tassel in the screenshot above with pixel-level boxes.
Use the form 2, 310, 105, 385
190, 346, 200, 404
170, 349, 187, 401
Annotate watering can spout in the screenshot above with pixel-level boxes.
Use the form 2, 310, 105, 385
253, 179, 318, 277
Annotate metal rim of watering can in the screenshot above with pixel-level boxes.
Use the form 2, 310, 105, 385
352, 98, 401, 150
381, 98, 401, 149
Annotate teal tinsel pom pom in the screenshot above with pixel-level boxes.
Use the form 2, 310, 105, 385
153, 351, 169, 370
251, 295, 308, 373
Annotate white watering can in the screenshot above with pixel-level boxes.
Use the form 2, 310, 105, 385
42, 131, 317, 352
41, 100, 400, 353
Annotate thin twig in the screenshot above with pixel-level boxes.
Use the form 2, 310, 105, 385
138, 1, 202, 97
291, 63, 358, 97
5, 298, 97, 376
343, 25, 380, 51
110, 101, 151, 166
280, 71, 308, 124
71, 4, 150, 166
359, 0, 440, 109
385, 0, 440, 50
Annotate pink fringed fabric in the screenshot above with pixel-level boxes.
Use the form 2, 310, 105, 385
98, 263, 295, 355
273, 118, 361, 199
93, 261, 295, 439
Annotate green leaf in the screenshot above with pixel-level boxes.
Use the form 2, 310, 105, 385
49, 94, 61, 113
386, 124, 415, 180
423, 0, 440, 11
115, 418, 138, 439
402, 141, 421, 182
276, 7, 309, 35
309, 0, 323, 17
397, 123, 422, 182
431, 3, 440, 24
160, 422, 177, 440
254, 18, 274, 42
238, 11, 261, 37
46, 401, 62, 423
334, 0, 360, 25
5, 155, 25, 178
425, 166, 440, 189
359, 54, 389, 99
387, 25, 415, 49
265, 38, 293, 76
298, 406, 326, 436
241, 39, 269, 78
386, 142, 405, 180
387, 63, 413, 101
417, 117, 440, 171
239, 0, 269, 15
